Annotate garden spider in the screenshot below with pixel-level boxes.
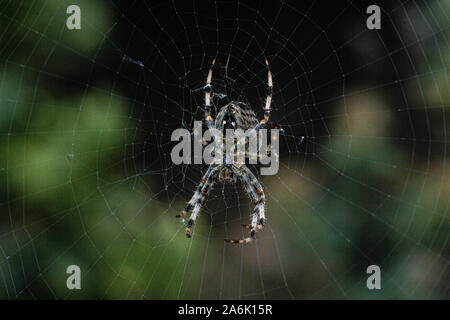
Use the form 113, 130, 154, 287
176, 58, 274, 243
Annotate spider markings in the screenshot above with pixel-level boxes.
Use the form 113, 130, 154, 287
176, 58, 274, 244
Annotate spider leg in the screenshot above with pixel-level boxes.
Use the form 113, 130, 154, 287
184, 166, 218, 238
224, 166, 265, 244
241, 165, 266, 228
261, 58, 273, 126
176, 165, 216, 218
204, 58, 216, 130
246, 58, 273, 135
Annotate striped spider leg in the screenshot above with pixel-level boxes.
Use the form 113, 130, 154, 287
224, 165, 266, 244
251, 58, 273, 133
204, 58, 216, 130
176, 165, 219, 237
262, 58, 273, 126
176, 58, 219, 237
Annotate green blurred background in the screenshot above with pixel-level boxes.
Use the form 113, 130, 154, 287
0, 0, 448, 299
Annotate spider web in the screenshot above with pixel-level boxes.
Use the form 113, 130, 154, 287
0, 0, 448, 299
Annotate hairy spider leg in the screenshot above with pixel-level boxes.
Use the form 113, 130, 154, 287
224, 165, 266, 244
176, 165, 217, 219
241, 165, 266, 228
262, 58, 273, 126
252, 58, 273, 135
184, 166, 218, 238
204, 58, 216, 130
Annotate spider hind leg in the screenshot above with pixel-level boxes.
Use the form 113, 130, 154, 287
224, 229, 255, 244
177, 166, 218, 238
224, 166, 266, 244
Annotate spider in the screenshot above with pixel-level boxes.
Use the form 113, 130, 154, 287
176, 58, 274, 243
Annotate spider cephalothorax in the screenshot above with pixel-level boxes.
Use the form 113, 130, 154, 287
176, 58, 273, 243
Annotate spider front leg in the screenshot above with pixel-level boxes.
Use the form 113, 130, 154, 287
262, 58, 273, 126
177, 165, 218, 238
204, 58, 216, 130
224, 165, 266, 244
254, 58, 273, 133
